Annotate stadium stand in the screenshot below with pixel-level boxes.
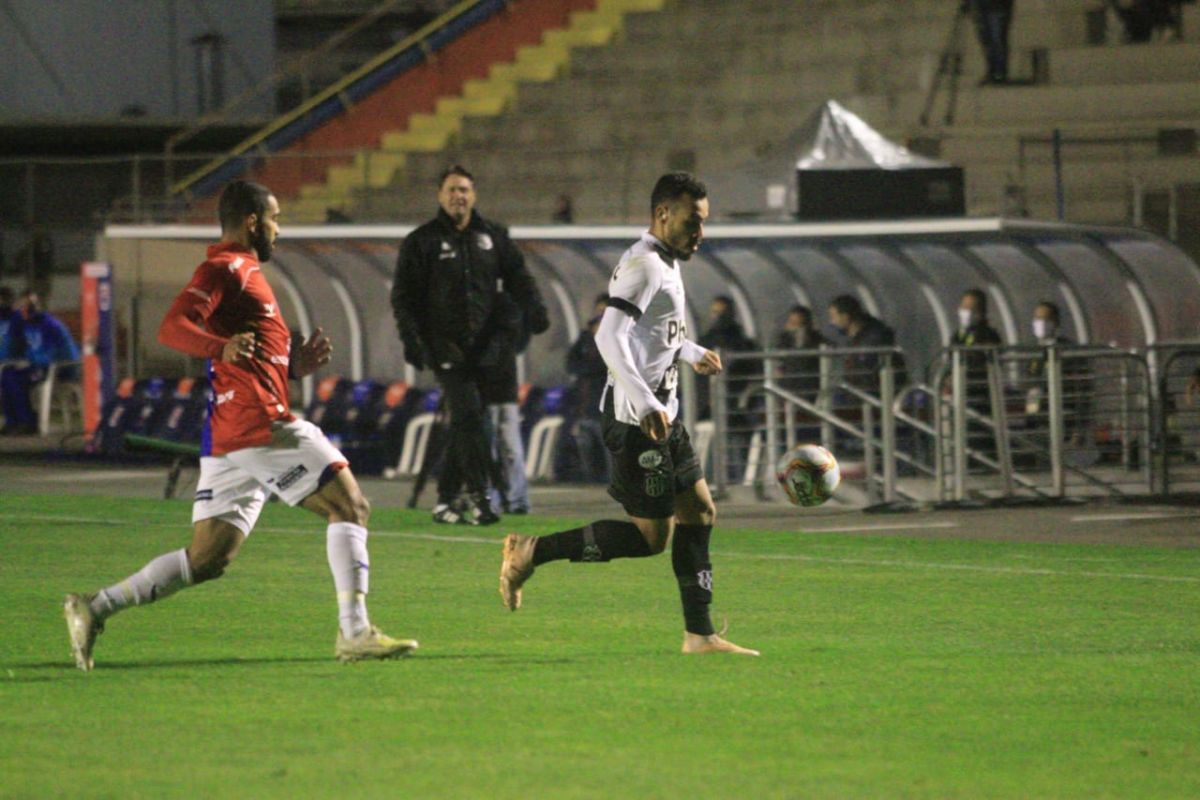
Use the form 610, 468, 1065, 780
196, 0, 1199, 228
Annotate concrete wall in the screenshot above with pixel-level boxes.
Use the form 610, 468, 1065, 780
0, 0, 275, 119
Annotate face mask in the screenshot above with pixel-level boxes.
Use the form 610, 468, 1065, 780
1032, 319, 1052, 339
958, 308, 975, 330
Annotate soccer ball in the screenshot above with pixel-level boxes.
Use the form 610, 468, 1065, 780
776, 444, 841, 507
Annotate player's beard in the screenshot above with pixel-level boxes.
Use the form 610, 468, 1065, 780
252, 223, 274, 262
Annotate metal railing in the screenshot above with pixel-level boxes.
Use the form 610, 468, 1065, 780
705, 344, 1168, 507
163, 0, 455, 190
706, 346, 906, 506
1154, 345, 1200, 495
169, 0, 493, 198
929, 345, 1153, 503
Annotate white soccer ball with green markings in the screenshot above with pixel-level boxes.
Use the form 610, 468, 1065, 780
776, 444, 841, 507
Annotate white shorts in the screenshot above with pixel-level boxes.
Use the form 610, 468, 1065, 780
192, 419, 348, 535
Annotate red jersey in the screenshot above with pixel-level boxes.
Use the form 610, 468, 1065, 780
158, 242, 293, 455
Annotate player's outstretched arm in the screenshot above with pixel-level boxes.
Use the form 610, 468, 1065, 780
680, 339, 722, 376
290, 327, 333, 378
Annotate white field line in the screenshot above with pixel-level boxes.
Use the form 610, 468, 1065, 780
1071, 512, 1200, 523
719, 551, 1200, 584
33, 470, 167, 483
6, 513, 1196, 585
797, 521, 958, 534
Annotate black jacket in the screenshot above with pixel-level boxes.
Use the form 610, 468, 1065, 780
951, 321, 1003, 405
391, 209, 548, 370
565, 327, 608, 419
843, 315, 906, 390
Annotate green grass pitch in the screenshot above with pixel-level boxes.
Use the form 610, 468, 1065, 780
1, 493, 1198, 798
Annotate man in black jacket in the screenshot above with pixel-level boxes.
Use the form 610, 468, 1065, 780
827, 295, 903, 392
391, 165, 549, 525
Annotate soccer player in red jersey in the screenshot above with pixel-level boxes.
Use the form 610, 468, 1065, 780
63, 181, 416, 670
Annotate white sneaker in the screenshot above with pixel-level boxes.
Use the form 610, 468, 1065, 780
432, 503, 473, 525
335, 626, 418, 662
63, 593, 103, 672
499, 534, 537, 611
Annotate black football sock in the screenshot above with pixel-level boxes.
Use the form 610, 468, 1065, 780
532, 520, 653, 565
672, 523, 715, 636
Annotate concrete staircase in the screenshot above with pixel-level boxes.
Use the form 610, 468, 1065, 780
293, 0, 1200, 227
289, 0, 665, 222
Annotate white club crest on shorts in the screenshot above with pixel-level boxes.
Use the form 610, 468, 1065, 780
476, 233, 493, 250
644, 474, 669, 497
638, 449, 664, 470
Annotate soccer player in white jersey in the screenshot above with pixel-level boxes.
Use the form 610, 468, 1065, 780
63, 180, 417, 671
499, 173, 758, 655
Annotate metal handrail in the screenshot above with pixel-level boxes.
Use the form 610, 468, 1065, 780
1155, 346, 1200, 495
164, 0, 417, 173
714, 346, 905, 503
932, 344, 1153, 500
169, 0, 487, 197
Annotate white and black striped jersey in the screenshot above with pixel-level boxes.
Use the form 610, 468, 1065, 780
597, 232, 707, 426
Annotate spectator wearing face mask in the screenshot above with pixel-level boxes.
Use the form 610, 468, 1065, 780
949, 289, 1003, 451
1025, 301, 1091, 445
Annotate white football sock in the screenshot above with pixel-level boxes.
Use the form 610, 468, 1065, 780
327, 522, 371, 638
90, 548, 193, 621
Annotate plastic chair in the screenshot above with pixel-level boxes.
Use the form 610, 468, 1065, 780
395, 412, 438, 475
525, 415, 564, 480
38, 360, 83, 436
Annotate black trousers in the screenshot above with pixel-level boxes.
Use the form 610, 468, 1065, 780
973, 4, 1012, 81
435, 365, 494, 502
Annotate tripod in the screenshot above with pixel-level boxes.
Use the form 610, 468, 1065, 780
919, 3, 970, 127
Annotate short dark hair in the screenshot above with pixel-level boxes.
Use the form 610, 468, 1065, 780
218, 181, 272, 231
650, 172, 707, 214
962, 288, 988, 318
830, 294, 865, 321
712, 295, 734, 311
1036, 300, 1061, 324
439, 164, 474, 188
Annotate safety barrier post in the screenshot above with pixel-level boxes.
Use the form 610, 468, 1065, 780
1046, 345, 1066, 497
1120, 358, 1132, 471
863, 402, 878, 504
951, 348, 967, 501
1140, 355, 1154, 493
818, 345, 833, 448
880, 354, 897, 502
934, 383, 947, 501
763, 354, 780, 487
986, 350, 1014, 496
